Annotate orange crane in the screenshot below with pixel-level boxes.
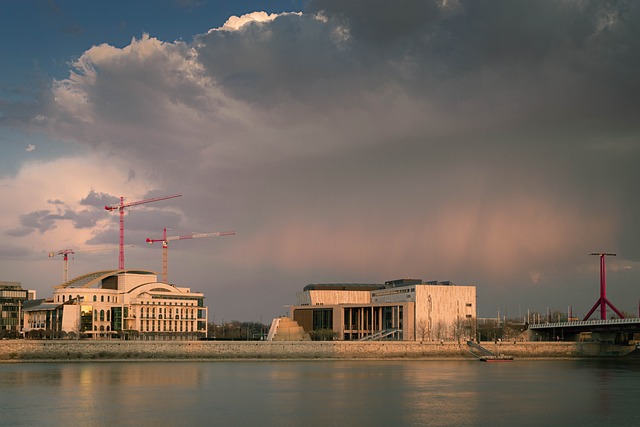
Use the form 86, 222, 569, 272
146, 228, 235, 283
105, 194, 182, 269
48, 246, 124, 283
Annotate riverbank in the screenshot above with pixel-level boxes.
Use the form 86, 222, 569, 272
1, 340, 637, 361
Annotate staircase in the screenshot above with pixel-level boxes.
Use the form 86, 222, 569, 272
266, 317, 311, 341
359, 329, 399, 341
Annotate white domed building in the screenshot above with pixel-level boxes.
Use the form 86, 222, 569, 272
23, 270, 208, 340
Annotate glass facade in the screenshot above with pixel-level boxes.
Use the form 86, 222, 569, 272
0, 284, 29, 334
313, 309, 333, 330
112, 307, 122, 331
80, 306, 93, 332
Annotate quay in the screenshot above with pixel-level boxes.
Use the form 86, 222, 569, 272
0, 340, 637, 361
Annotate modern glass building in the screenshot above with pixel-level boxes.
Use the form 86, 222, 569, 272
289, 279, 476, 341
0, 281, 33, 337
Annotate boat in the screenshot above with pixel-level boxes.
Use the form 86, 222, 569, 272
479, 354, 514, 362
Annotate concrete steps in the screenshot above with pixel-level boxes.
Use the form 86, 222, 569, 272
267, 317, 311, 341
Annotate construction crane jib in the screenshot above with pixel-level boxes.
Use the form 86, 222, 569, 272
48, 249, 75, 283
146, 228, 235, 283
48, 246, 122, 283
105, 194, 182, 270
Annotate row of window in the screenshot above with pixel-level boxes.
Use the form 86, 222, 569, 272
140, 320, 196, 333
93, 309, 111, 322
140, 300, 197, 306
57, 294, 201, 307
58, 294, 118, 303
138, 307, 196, 318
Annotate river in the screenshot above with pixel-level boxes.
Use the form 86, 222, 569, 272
1, 359, 639, 426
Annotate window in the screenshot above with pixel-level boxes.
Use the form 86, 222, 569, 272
101, 295, 104, 302
100, 310, 105, 321
93, 295, 97, 302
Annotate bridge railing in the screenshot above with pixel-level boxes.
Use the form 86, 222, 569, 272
529, 317, 640, 330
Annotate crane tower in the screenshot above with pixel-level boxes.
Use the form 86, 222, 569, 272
146, 228, 235, 283
48, 246, 123, 283
105, 194, 181, 269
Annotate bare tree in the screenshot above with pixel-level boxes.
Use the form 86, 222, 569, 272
416, 319, 430, 342
465, 317, 477, 341
434, 321, 447, 341
451, 316, 467, 342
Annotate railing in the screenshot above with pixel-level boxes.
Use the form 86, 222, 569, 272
529, 317, 640, 329
359, 329, 399, 341
467, 340, 495, 356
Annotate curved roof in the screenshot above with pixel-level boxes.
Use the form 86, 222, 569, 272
55, 269, 157, 289
126, 282, 182, 295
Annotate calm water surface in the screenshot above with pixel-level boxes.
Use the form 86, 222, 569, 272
1, 359, 639, 427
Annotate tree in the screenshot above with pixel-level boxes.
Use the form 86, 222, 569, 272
310, 329, 337, 341
208, 321, 269, 340
449, 316, 477, 342
433, 321, 447, 341
416, 319, 430, 342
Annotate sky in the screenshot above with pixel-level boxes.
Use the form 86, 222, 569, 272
2, 0, 640, 323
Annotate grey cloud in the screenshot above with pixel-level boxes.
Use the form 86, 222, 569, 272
5, 226, 34, 237
80, 189, 119, 209
31, 1, 640, 319
195, 12, 362, 106
308, 0, 442, 45
16, 209, 57, 234
0, 244, 33, 258
69, 209, 103, 229
8, 197, 106, 237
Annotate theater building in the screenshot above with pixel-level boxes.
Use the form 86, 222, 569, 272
22, 270, 208, 340
287, 279, 476, 341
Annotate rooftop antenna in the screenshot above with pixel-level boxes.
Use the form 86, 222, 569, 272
582, 253, 624, 321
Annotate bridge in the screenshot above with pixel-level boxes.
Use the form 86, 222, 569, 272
527, 253, 640, 343
528, 318, 640, 343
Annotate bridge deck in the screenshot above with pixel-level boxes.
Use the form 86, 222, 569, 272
529, 317, 640, 330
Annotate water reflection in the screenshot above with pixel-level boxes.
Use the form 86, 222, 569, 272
1, 360, 639, 427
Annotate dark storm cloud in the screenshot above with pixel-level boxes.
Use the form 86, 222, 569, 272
193, 0, 640, 127
33, 0, 640, 319
194, 12, 363, 106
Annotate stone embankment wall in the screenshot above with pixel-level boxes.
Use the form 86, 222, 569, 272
0, 340, 635, 361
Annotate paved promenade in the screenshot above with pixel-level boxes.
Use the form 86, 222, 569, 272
0, 340, 636, 361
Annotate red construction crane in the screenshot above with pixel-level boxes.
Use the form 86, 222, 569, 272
583, 252, 625, 321
48, 246, 124, 283
105, 194, 182, 270
146, 228, 235, 283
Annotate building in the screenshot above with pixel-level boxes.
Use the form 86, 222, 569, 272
22, 269, 208, 340
287, 279, 476, 341
0, 281, 35, 337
